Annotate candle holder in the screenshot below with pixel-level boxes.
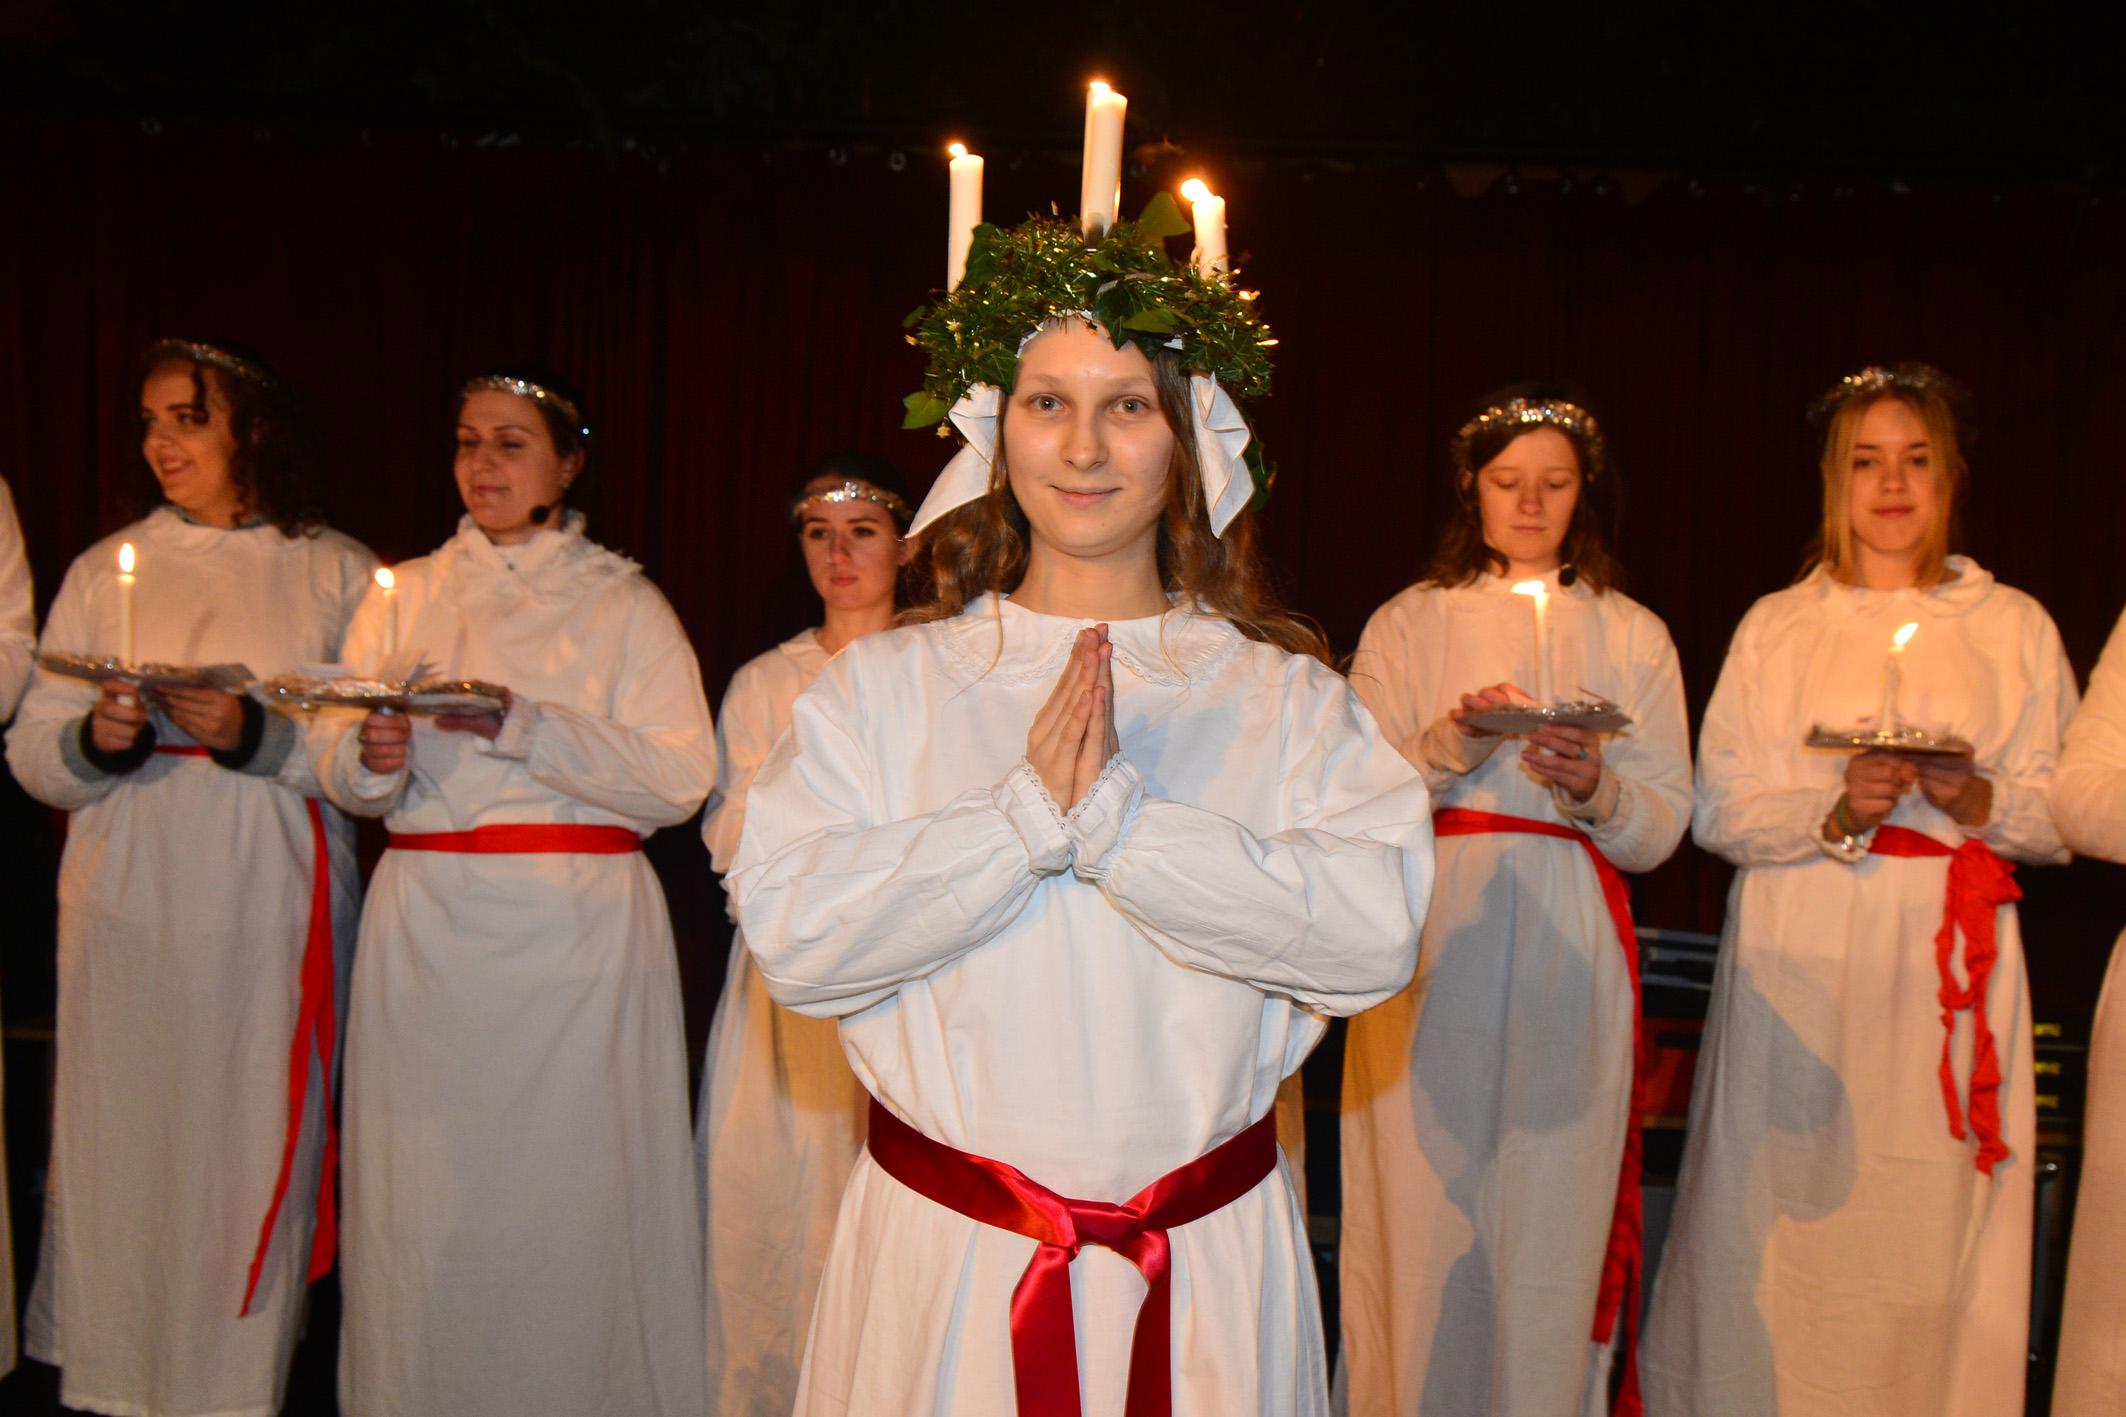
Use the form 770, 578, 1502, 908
35, 652, 254, 692
1805, 723, 1973, 757
1463, 694, 1633, 736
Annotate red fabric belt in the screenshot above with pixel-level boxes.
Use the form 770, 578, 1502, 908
865, 1097, 1279, 1417
1868, 826, 2019, 1177
386, 824, 642, 854
153, 745, 211, 756
240, 798, 339, 1315
1433, 806, 1645, 1417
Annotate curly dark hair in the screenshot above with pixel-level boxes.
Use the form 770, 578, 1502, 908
140, 340, 325, 538
1421, 380, 1622, 594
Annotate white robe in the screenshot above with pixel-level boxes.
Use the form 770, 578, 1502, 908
6, 507, 373, 1417
1338, 576, 1692, 1416
312, 515, 713, 1417
2052, 605, 2126, 1417
0, 474, 34, 1383
731, 593, 1434, 1417
1642, 557, 2076, 1417
697, 628, 870, 1417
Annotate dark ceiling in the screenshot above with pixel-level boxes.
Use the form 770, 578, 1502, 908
5, 0, 2120, 184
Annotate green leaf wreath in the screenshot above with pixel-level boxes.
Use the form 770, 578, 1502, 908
901, 192, 1277, 440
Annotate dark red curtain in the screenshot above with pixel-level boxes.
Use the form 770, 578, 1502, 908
6, 118, 2123, 1041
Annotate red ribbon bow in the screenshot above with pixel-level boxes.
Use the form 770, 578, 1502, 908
1868, 827, 2019, 1176
864, 1098, 1278, 1417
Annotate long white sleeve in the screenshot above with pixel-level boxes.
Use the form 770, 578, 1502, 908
1350, 596, 1480, 801
1694, 607, 1842, 868
0, 477, 35, 720
1573, 622, 1692, 872
732, 654, 1074, 1017
1068, 663, 1432, 1016
2057, 607, 2126, 862
7, 557, 118, 811
1966, 608, 2075, 864
703, 657, 787, 873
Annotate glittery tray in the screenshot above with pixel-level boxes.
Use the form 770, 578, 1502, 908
36, 653, 255, 692
264, 675, 507, 715
1463, 698, 1634, 735
1807, 725, 1974, 757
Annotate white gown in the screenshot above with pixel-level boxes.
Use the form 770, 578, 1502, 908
1642, 557, 2076, 1417
2052, 605, 2126, 1417
697, 628, 870, 1417
0, 475, 34, 1383
1339, 575, 1692, 1416
312, 514, 714, 1417
6, 507, 374, 1417
731, 593, 1434, 1417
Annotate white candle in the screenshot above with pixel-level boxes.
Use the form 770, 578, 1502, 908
1079, 81, 1128, 238
1512, 578, 1553, 706
376, 565, 398, 660
1880, 621, 1918, 734
116, 542, 137, 665
946, 142, 984, 290
1180, 178, 1228, 277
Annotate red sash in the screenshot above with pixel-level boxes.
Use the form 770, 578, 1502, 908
1433, 806, 1644, 1417
153, 746, 341, 1314
864, 1098, 1279, 1417
1867, 826, 2018, 1176
387, 824, 642, 854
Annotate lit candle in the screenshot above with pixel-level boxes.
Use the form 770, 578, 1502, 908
1079, 80, 1128, 238
1880, 621, 1918, 735
1180, 178, 1228, 278
376, 566, 398, 660
116, 542, 137, 665
946, 142, 984, 290
1512, 578, 1553, 706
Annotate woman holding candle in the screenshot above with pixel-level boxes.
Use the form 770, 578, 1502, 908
314, 368, 713, 1417
1339, 385, 1692, 1417
2045, 606, 2126, 1417
1641, 364, 2075, 1417
697, 451, 916, 1417
5, 339, 374, 1417
731, 194, 1430, 1414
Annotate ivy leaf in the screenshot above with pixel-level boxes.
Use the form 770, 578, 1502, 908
1135, 191, 1191, 242
903, 305, 930, 329
901, 392, 952, 430
1122, 307, 1180, 334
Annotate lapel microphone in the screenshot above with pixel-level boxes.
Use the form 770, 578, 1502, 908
1558, 563, 1578, 588
529, 503, 554, 525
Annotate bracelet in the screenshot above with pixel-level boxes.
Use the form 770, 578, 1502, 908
1831, 793, 1863, 839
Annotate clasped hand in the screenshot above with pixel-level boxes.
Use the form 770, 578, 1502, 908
1026, 626, 1121, 812
1838, 748, 1989, 831
91, 681, 246, 753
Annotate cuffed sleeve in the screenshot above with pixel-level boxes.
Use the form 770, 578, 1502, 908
1695, 609, 1847, 868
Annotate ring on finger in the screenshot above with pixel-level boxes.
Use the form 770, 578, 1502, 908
1576, 748, 1589, 761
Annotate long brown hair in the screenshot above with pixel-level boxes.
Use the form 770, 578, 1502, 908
1422, 382, 1621, 593
905, 345, 1328, 664
1805, 380, 1966, 589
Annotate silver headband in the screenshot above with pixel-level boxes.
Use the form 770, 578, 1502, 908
147, 338, 274, 390
791, 479, 911, 524
461, 375, 589, 438
1452, 398, 1606, 481
1808, 363, 1954, 429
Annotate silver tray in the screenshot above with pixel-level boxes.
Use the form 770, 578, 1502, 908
36, 652, 255, 692
264, 674, 508, 715
1807, 724, 1973, 757
1463, 696, 1633, 735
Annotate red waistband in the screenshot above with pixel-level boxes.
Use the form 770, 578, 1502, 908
154, 745, 212, 756
387, 824, 642, 854
1869, 826, 2019, 1177
865, 1099, 1278, 1417
1432, 806, 1645, 1416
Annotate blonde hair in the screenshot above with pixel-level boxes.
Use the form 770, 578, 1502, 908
905, 346, 1328, 663
1808, 387, 1966, 588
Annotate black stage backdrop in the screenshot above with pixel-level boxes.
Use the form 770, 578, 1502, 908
5, 119, 2125, 1058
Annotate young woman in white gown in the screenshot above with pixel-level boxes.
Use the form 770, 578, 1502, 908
1641, 364, 2077, 1417
697, 452, 915, 1416
8, 340, 374, 1417
1340, 387, 1691, 1417
317, 370, 714, 1417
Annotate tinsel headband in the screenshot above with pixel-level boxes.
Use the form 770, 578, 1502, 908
461, 375, 590, 440
1807, 362, 1958, 430
146, 338, 275, 390
901, 193, 1275, 540
1452, 398, 1608, 482
791, 479, 912, 525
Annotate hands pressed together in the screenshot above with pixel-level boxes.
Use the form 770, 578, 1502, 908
1026, 625, 1122, 813
1450, 680, 1604, 803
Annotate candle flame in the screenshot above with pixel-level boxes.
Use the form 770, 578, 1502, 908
1892, 621, 1918, 652
375, 566, 396, 592
1089, 80, 1111, 97
1181, 178, 1213, 204
118, 542, 135, 574
1511, 579, 1547, 597
948, 142, 967, 159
